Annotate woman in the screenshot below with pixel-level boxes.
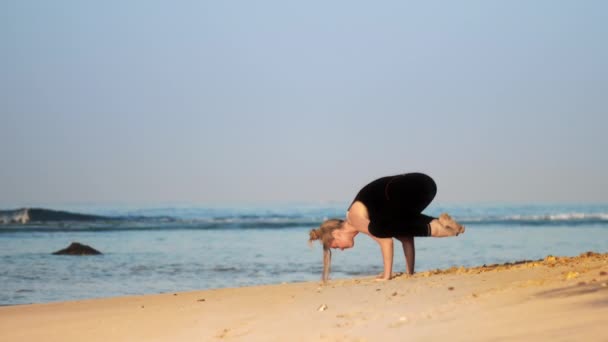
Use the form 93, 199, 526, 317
309, 172, 464, 282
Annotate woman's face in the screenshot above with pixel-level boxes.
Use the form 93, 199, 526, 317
330, 230, 354, 250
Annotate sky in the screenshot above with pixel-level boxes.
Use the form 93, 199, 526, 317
1, 1, 607, 206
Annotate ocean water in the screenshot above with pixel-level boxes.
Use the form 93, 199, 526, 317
1, 203, 607, 305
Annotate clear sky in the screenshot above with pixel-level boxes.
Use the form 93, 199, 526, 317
1, 1, 607, 206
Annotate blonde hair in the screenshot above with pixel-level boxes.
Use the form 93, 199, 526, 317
308, 219, 344, 282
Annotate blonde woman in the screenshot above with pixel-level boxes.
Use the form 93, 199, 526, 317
309, 173, 464, 282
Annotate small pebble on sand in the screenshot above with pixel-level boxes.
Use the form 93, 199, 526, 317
317, 304, 328, 312
566, 271, 579, 280
448, 287, 454, 291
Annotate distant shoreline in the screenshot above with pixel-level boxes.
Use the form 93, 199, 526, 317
3, 205, 608, 226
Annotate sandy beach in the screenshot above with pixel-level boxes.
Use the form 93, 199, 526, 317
1, 252, 607, 342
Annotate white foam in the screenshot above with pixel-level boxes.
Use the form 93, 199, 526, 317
0, 208, 30, 224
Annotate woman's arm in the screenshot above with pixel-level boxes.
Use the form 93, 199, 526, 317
370, 235, 394, 280
396, 236, 415, 275
346, 205, 394, 280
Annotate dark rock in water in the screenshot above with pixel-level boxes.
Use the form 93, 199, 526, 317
53, 242, 102, 255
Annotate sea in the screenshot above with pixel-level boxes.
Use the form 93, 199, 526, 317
1, 202, 607, 305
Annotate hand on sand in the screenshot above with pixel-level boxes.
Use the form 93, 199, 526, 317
375, 272, 393, 281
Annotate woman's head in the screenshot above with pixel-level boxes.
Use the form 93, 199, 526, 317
309, 218, 349, 282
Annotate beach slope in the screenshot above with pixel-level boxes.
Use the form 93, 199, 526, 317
1, 252, 607, 341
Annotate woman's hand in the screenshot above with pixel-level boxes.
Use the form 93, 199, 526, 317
375, 272, 392, 281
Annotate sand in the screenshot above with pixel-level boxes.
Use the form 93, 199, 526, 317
1, 252, 607, 342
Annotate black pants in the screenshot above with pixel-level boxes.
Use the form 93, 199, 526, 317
364, 173, 437, 238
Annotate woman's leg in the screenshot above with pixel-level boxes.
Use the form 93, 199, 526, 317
383, 173, 437, 236
387, 173, 464, 237
385, 173, 437, 215
392, 214, 463, 237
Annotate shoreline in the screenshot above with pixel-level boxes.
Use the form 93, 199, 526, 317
0, 252, 598, 307
1, 252, 607, 341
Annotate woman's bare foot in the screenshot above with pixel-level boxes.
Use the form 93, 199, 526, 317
439, 213, 465, 235
429, 214, 465, 237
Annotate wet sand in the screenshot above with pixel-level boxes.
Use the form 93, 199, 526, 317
1, 252, 607, 341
